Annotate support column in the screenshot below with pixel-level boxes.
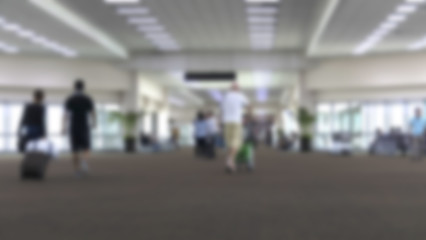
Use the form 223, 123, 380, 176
298, 70, 316, 113
122, 71, 140, 112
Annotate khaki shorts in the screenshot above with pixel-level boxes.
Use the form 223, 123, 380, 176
224, 123, 243, 150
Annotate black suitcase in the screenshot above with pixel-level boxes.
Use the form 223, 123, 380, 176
21, 152, 51, 180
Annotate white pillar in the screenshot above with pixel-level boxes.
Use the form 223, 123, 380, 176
122, 71, 140, 112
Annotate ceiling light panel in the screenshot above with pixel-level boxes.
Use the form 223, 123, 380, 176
117, 7, 149, 15
138, 25, 165, 32
405, 0, 425, 3
104, 0, 139, 4
353, 0, 423, 55
247, 6, 278, 15
127, 17, 158, 25
396, 4, 418, 13
246, 0, 280, 51
245, 0, 280, 3
406, 1, 426, 50
111, 2, 181, 52
0, 41, 19, 54
0, 16, 77, 57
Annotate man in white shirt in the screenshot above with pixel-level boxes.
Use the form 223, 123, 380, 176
221, 83, 249, 172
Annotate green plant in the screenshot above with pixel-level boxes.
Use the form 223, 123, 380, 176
109, 111, 141, 138
298, 107, 316, 138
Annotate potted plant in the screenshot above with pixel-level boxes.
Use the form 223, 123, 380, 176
297, 107, 316, 152
109, 111, 141, 153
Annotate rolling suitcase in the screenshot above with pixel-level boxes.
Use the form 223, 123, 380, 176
21, 152, 51, 180
20, 140, 53, 180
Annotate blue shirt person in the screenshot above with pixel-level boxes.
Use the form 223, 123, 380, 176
410, 108, 426, 137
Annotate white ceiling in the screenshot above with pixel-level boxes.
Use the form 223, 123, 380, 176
1, 0, 426, 105
0, 0, 424, 58
0, 0, 112, 58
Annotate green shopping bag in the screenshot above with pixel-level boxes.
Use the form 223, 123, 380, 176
237, 143, 253, 164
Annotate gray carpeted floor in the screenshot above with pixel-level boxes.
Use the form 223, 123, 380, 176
1, 149, 426, 239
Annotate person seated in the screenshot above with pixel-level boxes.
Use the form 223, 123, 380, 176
278, 133, 294, 151
332, 132, 353, 155
141, 133, 153, 146
370, 128, 408, 156
140, 133, 164, 153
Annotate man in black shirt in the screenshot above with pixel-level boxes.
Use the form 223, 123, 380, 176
19, 90, 46, 152
63, 80, 96, 177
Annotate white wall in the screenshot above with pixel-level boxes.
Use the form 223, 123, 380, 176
138, 73, 172, 140
138, 74, 166, 103
307, 53, 426, 101
0, 56, 131, 103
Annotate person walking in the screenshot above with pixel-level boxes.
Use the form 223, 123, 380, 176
221, 83, 249, 172
206, 111, 219, 159
19, 89, 46, 152
194, 111, 209, 158
63, 80, 96, 177
410, 108, 426, 161
170, 119, 180, 149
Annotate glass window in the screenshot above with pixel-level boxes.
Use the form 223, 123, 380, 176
0, 137, 4, 152
143, 113, 153, 134
96, 104, 121, 136
158, 110, 170, 141
333, 103, 349, 132
317, 104, 332, 134
48, 105, 64, 135
5, 103, 23, 152
51, 136, 69, 152
368, 103, 387, 133
0, 103, 4, 134
93, 104, 122, 151
282, 110, 298, 135
387, 101, 407, 131
7, 103, 24, 134
103, 104, 121, 135
350, 103, 362, 134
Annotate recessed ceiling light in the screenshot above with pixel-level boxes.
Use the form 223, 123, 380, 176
127, 17, 157, 25
117, 7, 149, 15
247, 6, 278, 15
1, 23, 22, 32
405, 0, 425, 3
16, 29, 36, 38
248, 16, 276, 24
0, 15, 77, 57
379, 21, 398, 30
138, 25, 165, 32
104, 0, 139, 4
396, 4, 418, 13
150, 39, 179, 46
145, 32, 174, 40
0, 41, 19, 54
387, 13, 407, 23
156, 44, 181, 51
245, 0, 280, 3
